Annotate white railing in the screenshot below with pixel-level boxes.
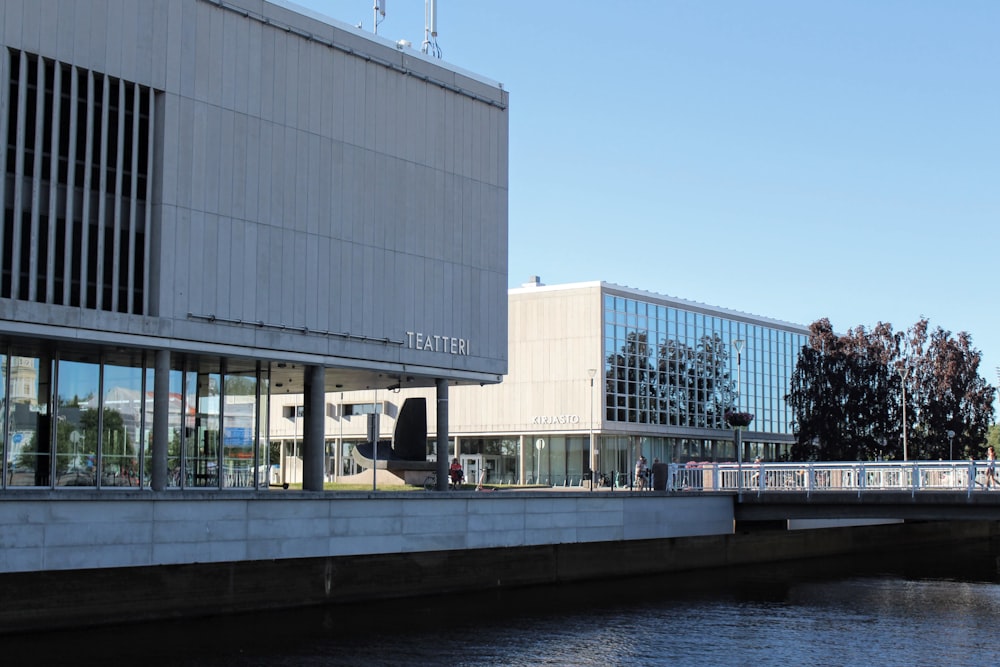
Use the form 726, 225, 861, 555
667, 460, 992, 497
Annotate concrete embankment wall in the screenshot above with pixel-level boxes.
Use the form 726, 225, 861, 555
0, 491, 996, 633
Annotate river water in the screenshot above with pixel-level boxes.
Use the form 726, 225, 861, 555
9, 539, 1000, 666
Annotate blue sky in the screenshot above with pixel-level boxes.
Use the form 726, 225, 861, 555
299, 1, 1000, 409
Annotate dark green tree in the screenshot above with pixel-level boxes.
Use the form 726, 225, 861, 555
906, 320, 994, 459
787, 318, 995, 461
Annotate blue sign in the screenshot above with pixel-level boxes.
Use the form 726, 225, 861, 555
223, 427, 252, 447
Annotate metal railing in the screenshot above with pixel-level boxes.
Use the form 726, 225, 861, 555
668, 460, 994, 497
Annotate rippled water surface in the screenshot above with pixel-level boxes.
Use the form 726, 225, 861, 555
10, 541, 1000, 666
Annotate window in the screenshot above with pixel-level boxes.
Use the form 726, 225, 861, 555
341, 403, 380, 417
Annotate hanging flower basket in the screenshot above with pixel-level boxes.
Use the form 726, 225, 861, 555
725, 411, 754, 428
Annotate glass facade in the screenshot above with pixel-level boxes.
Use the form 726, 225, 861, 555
603, 293, 807, 436
1, 349, 272, 490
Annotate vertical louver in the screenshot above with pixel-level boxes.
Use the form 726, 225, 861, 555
0, 49, 155, 314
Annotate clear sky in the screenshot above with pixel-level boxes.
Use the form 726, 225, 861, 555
298, 1, 1000, 409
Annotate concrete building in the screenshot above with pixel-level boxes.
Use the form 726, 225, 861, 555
301, 277, 810, 488
0, 0, 509, 492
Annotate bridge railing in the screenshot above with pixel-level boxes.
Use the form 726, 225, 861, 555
669, 460, 988, 497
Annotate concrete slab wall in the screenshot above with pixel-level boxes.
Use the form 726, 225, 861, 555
0, 492, 734, 574
0, 0, 509, 376
1, 514, 993, 635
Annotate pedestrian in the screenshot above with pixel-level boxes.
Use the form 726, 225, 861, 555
635, 455, 648, 491
985, 446, 997, 490
449, 458, 464, 489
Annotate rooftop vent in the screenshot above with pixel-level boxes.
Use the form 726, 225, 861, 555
522, 275, 544, 287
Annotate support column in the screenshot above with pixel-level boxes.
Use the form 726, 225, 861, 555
519, 434, 527, 485
436, 378, 448, 491
302, 365, 325, 492
151, 349, 169, 491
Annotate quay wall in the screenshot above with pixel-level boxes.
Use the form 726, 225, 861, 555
0, 491, 734, 574
0, 492, 995, 633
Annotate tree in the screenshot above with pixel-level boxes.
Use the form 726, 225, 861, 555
787, 318, 996, 461
906, 321, 994, 459
986, 424, 1000, 453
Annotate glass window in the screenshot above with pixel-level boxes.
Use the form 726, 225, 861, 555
166, 369, 185, 487
223, 370, 258, 489
186, 369, 221, 487
55, 360, 100, 487
7, 355, 52, 487
0, 354, 5, 487
100, 363, 144, 488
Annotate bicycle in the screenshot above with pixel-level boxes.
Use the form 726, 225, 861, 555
423, 473, 463, 490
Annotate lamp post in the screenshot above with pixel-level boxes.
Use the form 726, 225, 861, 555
898, 365, 909, 461
588, 368, 597, 491
947, 429, 955, 460
732, 339, 745, 475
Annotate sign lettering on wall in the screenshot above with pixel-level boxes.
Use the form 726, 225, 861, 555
531, 415, 581, 425
405, 331, 471, 355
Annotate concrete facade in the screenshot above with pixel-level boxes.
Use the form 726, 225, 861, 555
302, 279, 810, 487
0, 0, 508, 493
0, 491, 735, 574
0, 0, 508, 381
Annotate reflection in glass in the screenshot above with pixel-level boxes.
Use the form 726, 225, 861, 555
186, 371, 221, 487
6, 356, 51, 486
223, 370, 257, 488
101, 364, 144, 487
604, 296, 807, 440
55, 360, 100, 487
0, 354, 4, 486
142, 368, 153, 488
167, 369, 184, 487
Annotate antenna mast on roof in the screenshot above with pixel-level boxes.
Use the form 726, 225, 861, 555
373, 0, 386, 34
421, 0, 441, 58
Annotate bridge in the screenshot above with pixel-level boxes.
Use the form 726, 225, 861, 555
669, 460, 1000, 521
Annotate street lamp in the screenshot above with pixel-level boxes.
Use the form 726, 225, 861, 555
947, 429, 955, 460
588, 368, 597, 491
732, 339, 745, 472
898, 364, 909, 461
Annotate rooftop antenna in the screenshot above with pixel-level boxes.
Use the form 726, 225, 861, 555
421, 0, 441, 58
373, 0, 386, 34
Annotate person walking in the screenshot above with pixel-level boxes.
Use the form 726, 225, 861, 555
634, 455, 648, 491
449, 458, 464, 489
985, 446, 997, 490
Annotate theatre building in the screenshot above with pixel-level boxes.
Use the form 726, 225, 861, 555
308, 277, 811, 487
0, 0, 509, 493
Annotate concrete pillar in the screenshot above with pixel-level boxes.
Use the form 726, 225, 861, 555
302, 365, 325, 491
519, 434, 527, 485
151, 349, 170, 491
436, 378, 448, 491
333, 436, 342, 482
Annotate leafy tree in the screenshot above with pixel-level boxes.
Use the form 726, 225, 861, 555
986, 424, 1000, 454
787, 318, 995, 461
905, 321, 994, 459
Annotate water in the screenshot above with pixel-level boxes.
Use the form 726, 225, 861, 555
9, 540, 1000, 666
